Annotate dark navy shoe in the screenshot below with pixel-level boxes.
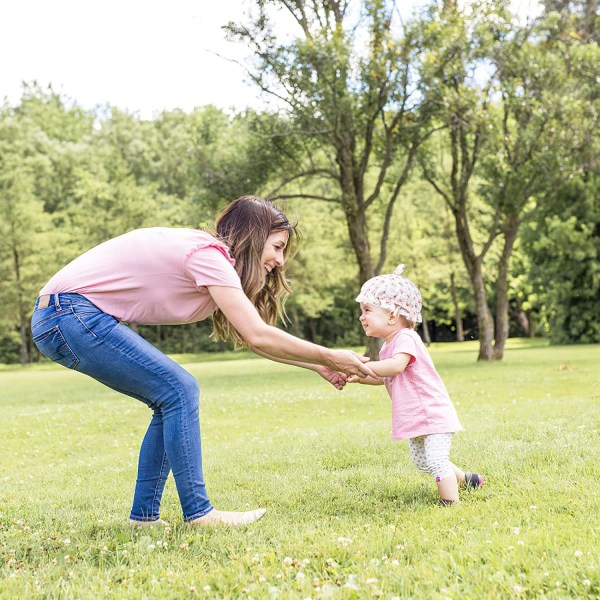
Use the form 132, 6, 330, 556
464, 472, 484, 490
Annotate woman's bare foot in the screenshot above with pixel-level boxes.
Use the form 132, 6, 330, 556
190, 508, 266, 527
128, 518, 169, 527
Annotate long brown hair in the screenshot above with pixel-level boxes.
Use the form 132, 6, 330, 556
210, 195, 299, 347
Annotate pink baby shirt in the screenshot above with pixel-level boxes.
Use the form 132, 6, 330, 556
380, 329, 463, 440
39, 228, 242, 325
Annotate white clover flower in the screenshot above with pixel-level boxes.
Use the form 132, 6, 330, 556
344, 575, 359, 590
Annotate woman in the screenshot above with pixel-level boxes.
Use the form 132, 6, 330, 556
31, 196, 373, 526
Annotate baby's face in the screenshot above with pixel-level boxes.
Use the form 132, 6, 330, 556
358, 303, 396, 338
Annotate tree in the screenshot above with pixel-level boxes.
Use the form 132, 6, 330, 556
524, 174, 600, 344
418, 0, 506, 360
227, 0, 441, 356
0, 112, 57, 364
418, 0, 599, 359
480, 15, 599, 357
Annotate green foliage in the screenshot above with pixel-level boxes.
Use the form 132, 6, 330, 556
1, 341, 599, 596
0, 2, 598, 363
525, 176, 600, 344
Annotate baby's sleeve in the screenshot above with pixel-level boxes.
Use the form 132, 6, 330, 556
389, 331, 418, 365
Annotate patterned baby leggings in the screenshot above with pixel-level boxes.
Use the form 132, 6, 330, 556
408, 433, 454, 481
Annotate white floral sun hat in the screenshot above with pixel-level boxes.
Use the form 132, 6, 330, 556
355, 264, 423, 323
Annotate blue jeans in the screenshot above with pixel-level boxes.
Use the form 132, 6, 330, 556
31, 293, 213, 522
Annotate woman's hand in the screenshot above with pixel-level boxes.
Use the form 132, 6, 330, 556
326, 349, 376, 379
315, 366, 348, 390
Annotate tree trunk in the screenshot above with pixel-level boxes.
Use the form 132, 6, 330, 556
514, 300, 530, 336
288, 305, 301, 337
12, 245, 30, 365
190, 322, 198, 354
449, 271, 464, 342
421, 317, 432, 346
493, 216, 519, 359
452, 204, 495, 360
340, 173, 377, 358
471, 262, 495, 360
18, 319, 29, 365
364, 336, 383, 359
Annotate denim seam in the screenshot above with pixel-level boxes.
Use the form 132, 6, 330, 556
33, 324, 80, 370
150, 451, 170, 517
98, 326, 208, 520
31, 308, 74, 331
74, 313, 98, 338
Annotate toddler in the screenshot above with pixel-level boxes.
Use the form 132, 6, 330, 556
350, 264, 483, 505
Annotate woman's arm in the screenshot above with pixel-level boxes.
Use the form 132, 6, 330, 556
208, 285, 375, 378
251, 347, 347, 390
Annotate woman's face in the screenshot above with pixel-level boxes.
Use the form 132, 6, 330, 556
260, 230, 289, 277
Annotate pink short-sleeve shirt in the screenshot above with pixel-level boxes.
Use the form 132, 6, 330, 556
380, 329, 463, 440
39, 228, 242, 325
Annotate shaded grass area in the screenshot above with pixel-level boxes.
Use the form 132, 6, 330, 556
1, 339, 599, 598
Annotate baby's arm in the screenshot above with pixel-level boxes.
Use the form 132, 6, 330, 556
347, 374, 385, 385
348, 352, 411, 384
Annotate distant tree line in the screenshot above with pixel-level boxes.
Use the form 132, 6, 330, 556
1, 0, 598, 364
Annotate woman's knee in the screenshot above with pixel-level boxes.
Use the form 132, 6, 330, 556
161, 370, 199, 413
180, 372, 200, 407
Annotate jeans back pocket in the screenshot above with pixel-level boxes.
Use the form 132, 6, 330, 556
33, 326, 80, 370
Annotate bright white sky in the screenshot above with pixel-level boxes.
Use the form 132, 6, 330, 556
0, 0, 542, 118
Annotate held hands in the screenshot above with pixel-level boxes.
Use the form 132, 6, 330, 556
328, 349, 376, 379
315, 366, 348, 390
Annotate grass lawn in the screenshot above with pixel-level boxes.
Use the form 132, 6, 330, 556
1, 338, 599, 598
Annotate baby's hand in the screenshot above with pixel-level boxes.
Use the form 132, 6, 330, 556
346, 375, 362, 384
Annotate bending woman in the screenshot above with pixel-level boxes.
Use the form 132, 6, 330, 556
31, 196, 372, 527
